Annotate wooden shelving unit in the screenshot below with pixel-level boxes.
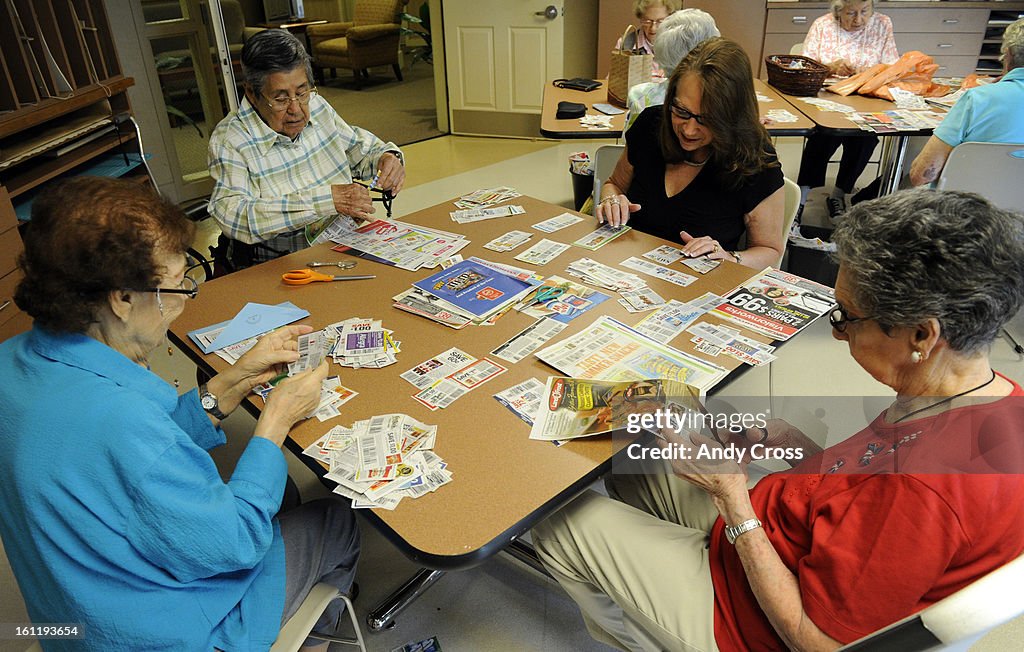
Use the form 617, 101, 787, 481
0, 0, 141, 343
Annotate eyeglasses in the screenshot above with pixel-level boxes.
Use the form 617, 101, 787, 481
143, 257, 205, 300
640, 18, 665, 27
261, 88, 317, 113
828, 303, 872, 332
669, 101, 706, 125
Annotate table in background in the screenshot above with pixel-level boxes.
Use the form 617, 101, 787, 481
168, 196, 761, 629
541, 78, 816, 139
773, 85, 945, 195
257, 18, 329, 52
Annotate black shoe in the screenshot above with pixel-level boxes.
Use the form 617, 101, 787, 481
347, 581, 359, 602
826, 196, 846, 220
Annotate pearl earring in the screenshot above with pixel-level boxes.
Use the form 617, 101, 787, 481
911, 351, 923, 363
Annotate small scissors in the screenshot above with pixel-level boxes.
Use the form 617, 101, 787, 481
529, 284, 568, 306
282, 268, 376, 285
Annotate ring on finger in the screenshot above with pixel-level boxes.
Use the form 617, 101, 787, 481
712, 243, 719, 253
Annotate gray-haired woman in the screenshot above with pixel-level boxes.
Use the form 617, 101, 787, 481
625, 8, 720, 131
534, 188, 1024, 650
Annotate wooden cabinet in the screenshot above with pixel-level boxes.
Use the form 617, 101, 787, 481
762, 2, 1024, 79
0, 0, 140, 343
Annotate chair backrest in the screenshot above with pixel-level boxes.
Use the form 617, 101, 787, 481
354, 0, 404, 26
592, 144, 626, 208
789, 41, 804, 55
780, 176, 801, 266
934, 142, 1024, 212
838, 555, 1024, 651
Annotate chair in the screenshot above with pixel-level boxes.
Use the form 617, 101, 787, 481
592, 144, 626, 208
307, 0, 405, 89
838, 555, 1024, 651
779, 176, 801, 267
789, 42, 804, 55
271, 583, 366, 652
934, 142, 1024, 213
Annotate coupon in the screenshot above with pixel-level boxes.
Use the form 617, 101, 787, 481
483, 230, 533, 252
643, 245, 685, 266
533, 213, 584, 233
514, 239, 571, 265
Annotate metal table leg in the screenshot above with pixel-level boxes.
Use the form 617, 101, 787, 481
502, 538, 552, 579
366, 568, 446, 632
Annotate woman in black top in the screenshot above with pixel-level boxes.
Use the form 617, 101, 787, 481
596, 38, 785, 269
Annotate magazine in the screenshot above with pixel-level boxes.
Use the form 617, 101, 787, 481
710, 268, 835, 341
411, 259, 537, 319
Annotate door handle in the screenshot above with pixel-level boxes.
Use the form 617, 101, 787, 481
535, 5, 558, 20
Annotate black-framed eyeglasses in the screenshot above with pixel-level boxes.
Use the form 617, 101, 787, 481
669, 101, 706, 125
261, 87, 317, 113
829, 303, 872, 332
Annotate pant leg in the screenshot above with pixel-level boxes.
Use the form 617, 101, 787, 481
278, 498, 360, 636
796, 134, 843, 190
607, 458, 720, 533
835, 135, 879, 194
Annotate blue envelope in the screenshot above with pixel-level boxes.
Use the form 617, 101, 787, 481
189, 302, 309, 353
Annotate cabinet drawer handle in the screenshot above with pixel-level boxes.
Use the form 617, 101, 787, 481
0, 300, 10, 313
942, 18, 959, 24
791, 16, 808, 25
938, 44, 953, 48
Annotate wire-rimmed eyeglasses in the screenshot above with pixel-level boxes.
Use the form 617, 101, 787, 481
640, 18, 666, 28
143, 257, 206, 300
828, 303, 872, 332
262, 88, 318, 113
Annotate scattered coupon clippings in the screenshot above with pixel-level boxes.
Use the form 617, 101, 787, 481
491, 317, 568, 363
450, 204, 525, 224
483, 230, 533, 252
572, 224, 631, 250
643, 245, 685, 266
514, 239, 571, 265
514, 275, 609, 323
532, 213, 584, 233
618, 287, 667, 313
314, 377, 359, 422
493, 377, 547, 425
454, 186, 521, 209
679, 256, 721, 274
633, 299, 711, 344
688, 321, 778, 366
565, 258, 647, 292
413, 358, 508, 410
620, 257, 697, 288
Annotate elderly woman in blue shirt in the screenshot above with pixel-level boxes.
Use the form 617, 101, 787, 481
0, 177, 358, 651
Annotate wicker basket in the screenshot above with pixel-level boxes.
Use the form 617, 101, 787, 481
764, 55, 830, 96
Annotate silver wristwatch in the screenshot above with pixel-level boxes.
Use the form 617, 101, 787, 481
731, 250, 743, 265
199, 384, 228, 420
724, 518, 762, 544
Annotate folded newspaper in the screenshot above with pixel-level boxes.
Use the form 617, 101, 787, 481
529, 377, 701, 441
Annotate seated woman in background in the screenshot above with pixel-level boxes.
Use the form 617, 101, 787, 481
0, 177, 359, 651
536, 188, 1024, 650
597, 38, 785, 269
797, 0, 899, 218
617, 0, 681, 79
625, 8, 719, 131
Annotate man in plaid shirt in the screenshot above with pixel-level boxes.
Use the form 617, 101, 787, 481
208, 29, 405, 269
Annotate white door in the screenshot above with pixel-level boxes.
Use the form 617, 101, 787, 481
443, 0, 563, 136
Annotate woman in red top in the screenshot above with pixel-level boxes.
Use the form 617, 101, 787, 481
534, 188, 1024, 651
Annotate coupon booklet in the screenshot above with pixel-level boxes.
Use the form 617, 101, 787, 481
412, 259, 537, 319
710, 268, 835, 341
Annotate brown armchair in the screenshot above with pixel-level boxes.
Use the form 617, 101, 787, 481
306, 0, 406, 89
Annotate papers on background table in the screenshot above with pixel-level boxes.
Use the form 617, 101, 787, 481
847, 109, 945, 134
533, 213, 584, 233
565, 258, 647, 292
711, 268, 835, 341
324, 317, 401, 368
529, 377, 699, 441
401, 347, 508, 410
453, 186, 522, 209
450, 204, 525, 224
493, 377, 547, 425
764, 109, 799, 124
406, 258, 541, 324
573, 224, 630, 250
534, 315, 728, 392
329, 218, 470, 271
304, 413, 451, 511
580, 114, 614, 130
798, 97, 857, 113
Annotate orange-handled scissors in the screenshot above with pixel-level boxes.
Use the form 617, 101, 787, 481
282, 268, 376, 285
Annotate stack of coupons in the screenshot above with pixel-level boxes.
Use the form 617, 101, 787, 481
565, 258, 647, 292
453, 186, 522, 209
632, 293, 723, 344
303, 413, 451, 510
401, 347, 507, 410
393, 257, 542, 328
687, 321, 777, 366
327, 218, 470, 271
641, 245, 719, 274
325, 317, 401, 368
620, 257, 698, 288
450, 204, 525, 224
253, 375, 358, 422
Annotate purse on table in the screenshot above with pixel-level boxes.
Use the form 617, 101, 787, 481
556, 101, 587, 119
553, 78, 601, 92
